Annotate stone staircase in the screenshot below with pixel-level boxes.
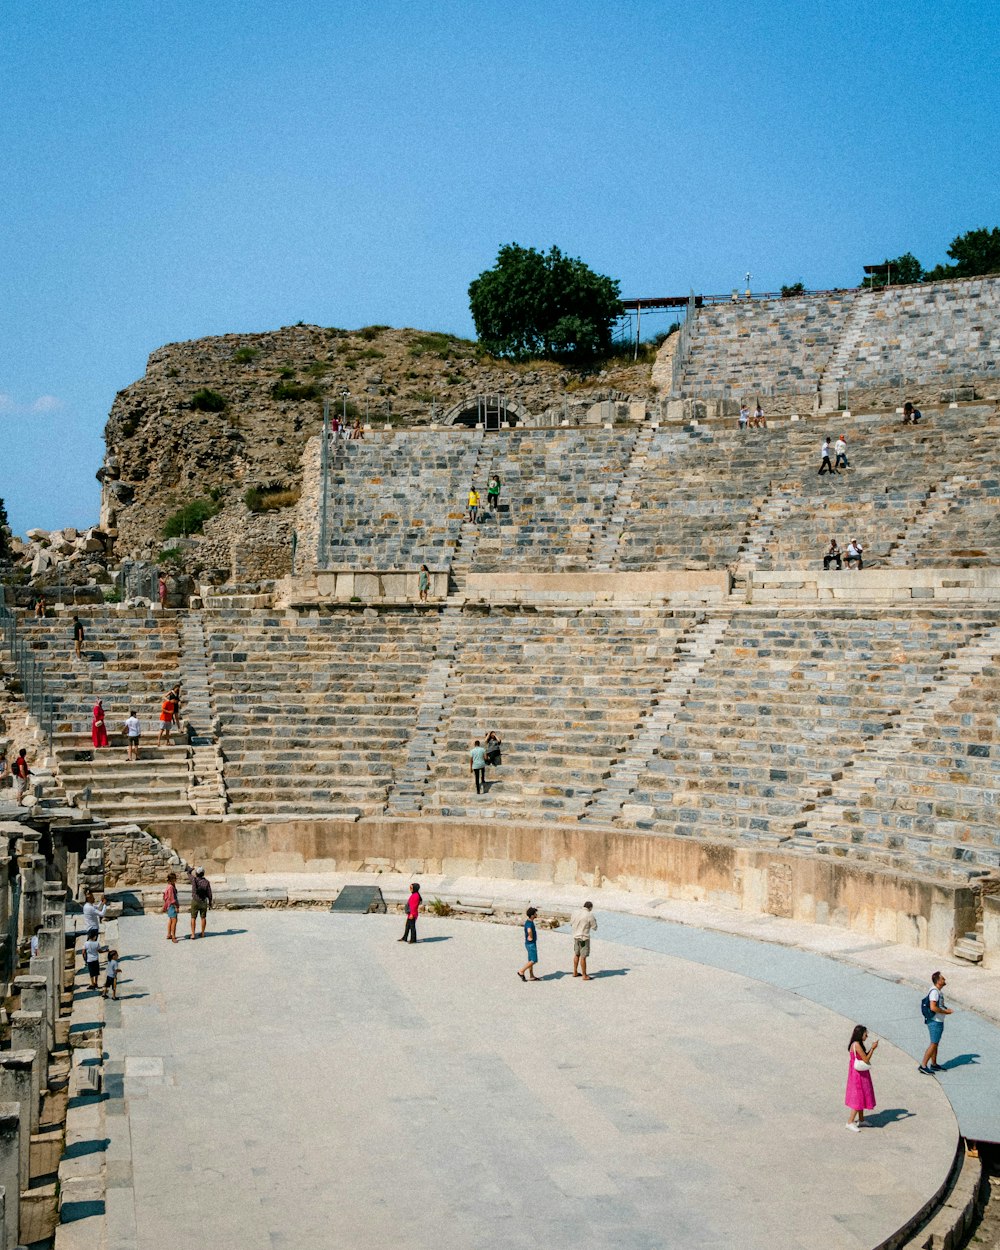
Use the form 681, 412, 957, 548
450, 429, 638, 577
178, 612, 217, 743
803, 623, 1000, 873
885, 476, 964, 567
817, 290, 875, 410
954, 924, 985, 964
446, 432, 493, 595
616, 610, 980, 846
589, 425, 651, 569
54, 735, 194, 821
580, 615, 731, 825
420, 608, 694, 822
735, 487, 794, 573
178, 612, 228, 816
385, 608, 460, 814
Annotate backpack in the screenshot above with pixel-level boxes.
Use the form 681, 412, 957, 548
920, 992, 934, 1023
194, 876, 210, 901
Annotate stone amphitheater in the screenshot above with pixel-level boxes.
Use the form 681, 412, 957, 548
3, 274, 1000, 1249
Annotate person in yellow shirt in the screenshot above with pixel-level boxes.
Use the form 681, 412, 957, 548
467, 487, 480, 523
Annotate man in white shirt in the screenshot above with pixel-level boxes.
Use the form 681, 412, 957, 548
919, 972, 952, 1074
571, 901, 598, 981
845, 539, 864, 570
82, 890, 107, 932
818, 438, 834, 475
124, 710, 141, 761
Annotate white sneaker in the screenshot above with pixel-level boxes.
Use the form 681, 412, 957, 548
845, 1123, 861, 1132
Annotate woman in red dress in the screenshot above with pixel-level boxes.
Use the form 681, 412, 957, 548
91, 700, 109, 748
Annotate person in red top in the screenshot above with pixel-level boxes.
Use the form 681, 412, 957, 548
163, 871, 179, 944
398, 883, 422, 944
157, 686, 179, 745
91, 699, 109, 748
12, 749, 31, 806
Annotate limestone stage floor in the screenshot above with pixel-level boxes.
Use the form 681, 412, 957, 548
104, 912, 957, 1250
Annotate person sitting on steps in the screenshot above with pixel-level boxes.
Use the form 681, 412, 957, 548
845, 539, 864, 570
823, 539, 842, 570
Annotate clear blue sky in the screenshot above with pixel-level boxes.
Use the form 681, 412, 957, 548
2, 0, 998, 534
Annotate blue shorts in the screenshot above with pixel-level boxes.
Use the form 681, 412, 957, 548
927, 1019, 944, 1045
525, 942, 538, 963
167, 904, 178, 919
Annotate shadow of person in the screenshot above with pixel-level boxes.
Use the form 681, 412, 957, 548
194, 928, 249, 939
939, 1053, 981, 1069
589, 968, 630, 978
539, 970, 570, 981
863, 1108, 916, 1128
416, 935, 452, 943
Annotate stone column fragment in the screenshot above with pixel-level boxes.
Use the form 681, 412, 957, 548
0, 1102, 19, 1248
10, 1013, 45, 1111
13, 977, 52, 1054
0, 1054, 34, 1190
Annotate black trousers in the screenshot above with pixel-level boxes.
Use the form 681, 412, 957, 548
473, 768, 485, 793
818, 456, 834, 474
823, 555, 842, 569
402, 916, 417, 943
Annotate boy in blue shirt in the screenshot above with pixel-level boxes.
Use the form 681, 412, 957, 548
517, 907, 540, 982
102, 949, 120, 1000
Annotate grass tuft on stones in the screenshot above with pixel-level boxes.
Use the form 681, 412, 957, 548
190, 388, 228, 412
162, 497, 221, 538
244, 486, 301, 513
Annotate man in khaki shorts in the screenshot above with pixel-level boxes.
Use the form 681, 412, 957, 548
571, 900, 598, 981
188, 866, 213, 939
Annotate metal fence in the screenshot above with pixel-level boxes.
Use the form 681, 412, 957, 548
0, 587, 55, 753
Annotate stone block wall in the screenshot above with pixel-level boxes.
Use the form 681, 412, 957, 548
101, 824, 186, 888
676, 276, 1000, 402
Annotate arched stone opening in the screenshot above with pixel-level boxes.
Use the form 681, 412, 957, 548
440, 394, 530, 429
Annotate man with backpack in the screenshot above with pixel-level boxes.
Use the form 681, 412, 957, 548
188, 866, 213, 939
918, 972, 952, 1074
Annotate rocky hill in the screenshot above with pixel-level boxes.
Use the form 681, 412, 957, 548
101, 323, 657, 571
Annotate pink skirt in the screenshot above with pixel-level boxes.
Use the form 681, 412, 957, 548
845, 1056, 876, 1111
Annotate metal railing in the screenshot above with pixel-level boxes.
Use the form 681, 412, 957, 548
0, 589, 55, 753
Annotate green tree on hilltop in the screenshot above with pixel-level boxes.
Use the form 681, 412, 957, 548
469, 244, 622, 362
0, 496, 10, 558
926, 227, 1000, 281
861, 252, 924, 289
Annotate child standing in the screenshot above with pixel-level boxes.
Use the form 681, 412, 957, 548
163, 872, 179, 943
82, 930, 102, 990
102, 949, 120, 1000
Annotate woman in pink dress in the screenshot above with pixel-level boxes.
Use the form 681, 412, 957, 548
845, 1024, 878, 1131
91, 700, 109, 749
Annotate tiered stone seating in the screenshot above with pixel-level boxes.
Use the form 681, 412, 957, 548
55, 736, 194, 820
614, 429, 757, 569
675, 277, 1000, 398
805, 624, 1000, 877
14, 613, 188, 820
206, 608, 439, 816
614, 412, 1000, 569
615, 612, 977, 844
677, 291, 855, 395
420, 608, 695, 820
462, 430, 638, 573
850, 277, 1000, 386
15, 613, 181, 734
323, 429, 482, 569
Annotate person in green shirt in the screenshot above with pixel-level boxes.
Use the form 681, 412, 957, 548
470, 739, 487, 793
487, 474, 501, 512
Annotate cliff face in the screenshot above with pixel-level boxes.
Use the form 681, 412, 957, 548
101, 323, 654, 571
